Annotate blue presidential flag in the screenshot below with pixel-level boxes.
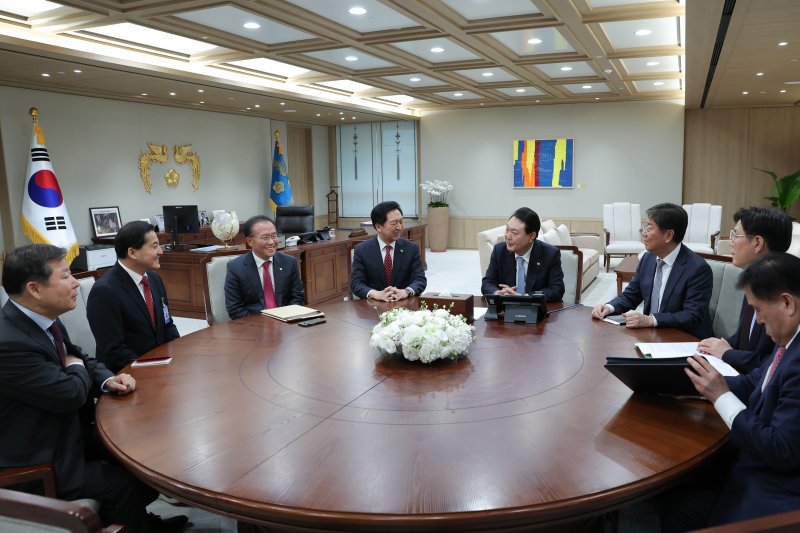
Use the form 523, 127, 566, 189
20, 108, 79, 264
269, 131, 293, 210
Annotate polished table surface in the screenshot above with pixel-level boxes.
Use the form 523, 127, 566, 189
96, 299, 729, 532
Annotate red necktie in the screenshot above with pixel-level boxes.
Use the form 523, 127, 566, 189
764, 345, 787, 388
141, 276, 156, 328
48, 323, 67, 366
263, 260, 277, 309
384, 245, 392, 285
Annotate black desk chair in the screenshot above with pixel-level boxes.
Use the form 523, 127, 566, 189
275, 205, 314, 235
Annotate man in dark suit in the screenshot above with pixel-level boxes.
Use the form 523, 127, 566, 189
225, 215, 305, 319
0, 244, 186, 531
592, 203, 713, 339
350, 201, 427, 301
661, 253, 800, 530
481, 207, 565, 302
87, 220, 180, 373
698, 207, 793, 372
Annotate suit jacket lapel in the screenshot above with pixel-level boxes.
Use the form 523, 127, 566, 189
114, 265, 154, 329
525, 241, 542, 293
243, 253, 265, 307
272, 253, 285, 306
659, 246, 688, 310
3, 302, 61, 363
391, 239, 405, 286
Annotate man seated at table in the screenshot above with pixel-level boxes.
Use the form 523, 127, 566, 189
0, 244, 187, 532
225, 215, 305, 319
350, 201, 427, 301
697, 207, 793, 372
591, 202, 713, 339
87, 220, 180, 373
661, 253, 800, 530
481, 207, 564, 302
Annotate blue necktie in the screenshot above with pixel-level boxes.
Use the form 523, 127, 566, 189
516, 256, 526, 295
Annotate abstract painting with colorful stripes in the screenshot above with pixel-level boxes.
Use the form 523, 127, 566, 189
513, 138, 574, 188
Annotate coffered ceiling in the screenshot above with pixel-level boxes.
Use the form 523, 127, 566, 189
0, 0, 796, 125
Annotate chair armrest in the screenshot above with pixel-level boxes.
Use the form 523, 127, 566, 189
0, 463, 57, 497
570, 233, 602, 254
0, 488, 128, 532
604, 228, 610, 246
710, 230, 720, 250
716, 239, 732, 256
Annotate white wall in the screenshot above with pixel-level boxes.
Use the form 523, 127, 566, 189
420, 100, 685, 219
312, 125, 331, 215
0, 86, 279, 246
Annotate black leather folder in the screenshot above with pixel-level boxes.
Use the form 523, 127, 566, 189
605, 357, 701, 397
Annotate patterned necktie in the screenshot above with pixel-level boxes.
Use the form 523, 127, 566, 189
384, 245, 393, 285
141, 275, 156, 328
263, 260, 277, 309
650, 259, 666, 314
48, 323, 67, 366
516, 256, 526, 294
764, 345, 787, 389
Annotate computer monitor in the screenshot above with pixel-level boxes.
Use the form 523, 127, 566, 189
484, 292, 547, 323
162, 205, 199, 246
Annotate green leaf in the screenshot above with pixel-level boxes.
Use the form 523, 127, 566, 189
753, 167, 778, 181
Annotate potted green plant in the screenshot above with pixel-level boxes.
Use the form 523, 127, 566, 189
754, 167, 800, 214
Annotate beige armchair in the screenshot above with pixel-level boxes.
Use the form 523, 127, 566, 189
602, 203, 645, 271
683, 203, 722, 254
201, 249, 248, 325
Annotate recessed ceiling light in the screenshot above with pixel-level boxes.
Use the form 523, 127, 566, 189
73, 69, 82, 73
349, 7, 367, 15
316, 113, 321, 117
635, 29, 652, 36
246, 107, 251, 110
280, 102, 285, 106
582, 85, 592, 89
760, 91, 766, 94
646, 61, 660, 66
141, 93, 148, 96
228, 97, 235, 100
410, 77, 421, 82
453, 92, 463, 96
778, 42, 789, 46
339, 111, 344, 114
41, 73, 50, 77
285, 110, 296, 113
430, 47, 444, 53
482, 72, 493, 77
345, 55, 358, 61
742, 91, 749, 95
653, 81, 664, 86
536, 100, 540, 103
780, 89, 787, 93
595, 97, 600, 100
169, 92, 176, 95
756, 72, 764, 76
254, 104, 260, 108
198, 89, 204, 92
352, 116, 356, 119
527, 38, 542, 45
560, 66, 573, 71
515, 88, 526, 93
199, 101, 204, 104
243, 22, 260, 30
341, 117, 346, 120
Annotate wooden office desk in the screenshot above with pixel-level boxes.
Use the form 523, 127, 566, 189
96, 299, 728, 532
157, 224, 426, 319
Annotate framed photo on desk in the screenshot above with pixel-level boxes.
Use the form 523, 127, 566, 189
90, 206, 121, 238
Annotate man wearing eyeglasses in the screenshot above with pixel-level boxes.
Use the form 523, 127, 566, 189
697, 207, 793, 372
225, 215, 305, 319
591, 203, 714, 339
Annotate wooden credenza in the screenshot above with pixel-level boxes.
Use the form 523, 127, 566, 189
157, 224, 426, 319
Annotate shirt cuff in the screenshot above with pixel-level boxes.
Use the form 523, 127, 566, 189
606, 304, 615, 314
713, 391, 747, 429
406, 288, 415, 296
652, 315, 658, 327
101, 377, 112, 393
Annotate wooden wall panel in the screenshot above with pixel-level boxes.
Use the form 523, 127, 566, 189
748, 107, 800, 220
683, 108, 749, 230
287, 126, 312, 206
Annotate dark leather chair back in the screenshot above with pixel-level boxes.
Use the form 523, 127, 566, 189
276, 205, 314, 235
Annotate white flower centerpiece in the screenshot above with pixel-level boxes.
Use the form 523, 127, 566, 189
419, 179, 453, 208
369, 304, 475, 363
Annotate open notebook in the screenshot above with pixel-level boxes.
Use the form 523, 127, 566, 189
261, 304, 324, 322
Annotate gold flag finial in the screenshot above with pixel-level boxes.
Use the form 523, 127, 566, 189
29, 107, 44, 144
274, 130, 280, 140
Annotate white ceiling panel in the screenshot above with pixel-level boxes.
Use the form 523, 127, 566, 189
633, 79, 682, 91
535, 61, 597, 78
285, 0, 418, 32
490, 27, 575, 56
83, 23, 218, 55
0, 0, 61, 18
228, 58, 310, 78
600, 17, 681, 50
433, 90, 483, 100
454, 67, 519, 83
318, 80, 375, 93
621, 55, 682, 75
304, 48, 395, 69
562, 83, 612, 94
382, 73, 447, 88
441, 0, 540, 20
495, 86, 546, 97
588, 0, 666, 7
175, 6, 314, 44
391, 38, 481, 62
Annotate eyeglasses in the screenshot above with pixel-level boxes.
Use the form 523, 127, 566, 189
729, 230, 752, 241
639, 225, 657, 235
251, 233, 279, 242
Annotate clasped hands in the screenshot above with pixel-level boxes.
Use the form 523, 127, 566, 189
495, 284, 522, 296
591, 304, 655, 328
65, 355, 135, 395
370, 286, 410, 302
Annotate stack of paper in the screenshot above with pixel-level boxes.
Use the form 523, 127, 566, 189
635, 342, 738, 376
261, 304, 324, 322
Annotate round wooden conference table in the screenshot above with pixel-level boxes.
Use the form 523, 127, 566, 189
96, 298, 729, 532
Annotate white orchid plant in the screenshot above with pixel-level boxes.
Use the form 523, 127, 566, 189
419, 180, 454, 208
369, 304, 475, 364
